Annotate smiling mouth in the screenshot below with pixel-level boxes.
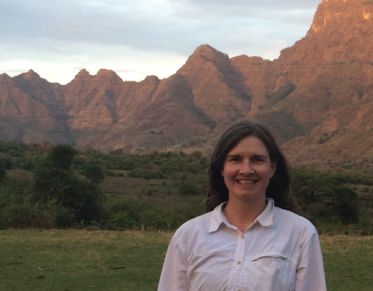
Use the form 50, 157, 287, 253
235, 178, 258, 184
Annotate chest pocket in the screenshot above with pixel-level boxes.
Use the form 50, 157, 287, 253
245, 252, 294, 291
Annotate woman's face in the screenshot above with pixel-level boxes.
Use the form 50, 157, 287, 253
221, 135, 276, 204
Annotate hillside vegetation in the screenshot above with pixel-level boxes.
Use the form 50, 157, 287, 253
0, 142, 372, 234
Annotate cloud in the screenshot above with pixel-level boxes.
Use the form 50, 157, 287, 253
1, 0, 194, 52
0, 0, 320, 83
0, 0, 319, 50
173, 0, 319, 10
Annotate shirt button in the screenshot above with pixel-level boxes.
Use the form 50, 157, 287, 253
237, 261, 241, 265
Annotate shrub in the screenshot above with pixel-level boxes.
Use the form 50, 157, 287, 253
291, 169, 360, 224
109, 211, 138, 229
178, 181, 200, 195
55, 206, 75, 228
48, 144, 76, 170
83, 162, 105, 186
32, 145, 104, 226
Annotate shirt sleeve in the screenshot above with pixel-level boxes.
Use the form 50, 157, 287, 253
295, 230, 327, 291
158, 233, 190, 291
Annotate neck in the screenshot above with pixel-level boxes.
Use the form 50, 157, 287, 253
224, 197, 266, 232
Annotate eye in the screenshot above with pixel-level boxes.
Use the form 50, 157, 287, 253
252, 155, 266, 163
227, 155, 241, 162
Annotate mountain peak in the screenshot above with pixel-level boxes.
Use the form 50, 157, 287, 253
76, 69, 91, 78
178, 44, 230, 75
95, 69, 123, 86
20, 69, 41, 80
96, 69, 121, 79
189, 44, 227, 60
309, 0, 372, 35
277, 0, 373, 73
143, 75, 160, 83
193, 44, 219, 54
65, 69, 92, 86
0, 73, 11, 80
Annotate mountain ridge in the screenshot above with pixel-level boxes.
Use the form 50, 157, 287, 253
0, 0, 372, 171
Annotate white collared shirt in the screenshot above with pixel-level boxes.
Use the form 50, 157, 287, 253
158, 199, 327, 291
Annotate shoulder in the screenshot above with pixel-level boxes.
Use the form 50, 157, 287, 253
170, 211, 212, 249
174, 211, 211, 237
274, 206, 318, 237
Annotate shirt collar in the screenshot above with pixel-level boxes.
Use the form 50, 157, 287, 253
208, 198, 275, 233
256, 198, 274, 227
208, 202, 228, 233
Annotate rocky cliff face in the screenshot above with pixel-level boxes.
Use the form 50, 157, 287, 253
176, 45, 251, 123
0, 70, 70, 144
273, 0, 373, 166
0, 0, 372, 169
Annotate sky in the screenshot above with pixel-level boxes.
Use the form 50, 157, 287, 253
0, 0, 320, 84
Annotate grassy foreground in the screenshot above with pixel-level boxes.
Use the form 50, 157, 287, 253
0, 230, 371, 291
0, 230, 170, 291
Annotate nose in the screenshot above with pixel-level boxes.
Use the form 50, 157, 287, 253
239, 159, 254, 175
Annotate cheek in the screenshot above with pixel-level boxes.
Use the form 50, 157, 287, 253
221, 167, 232, 184
221, 164, 236, 178
222, 174, 234, 192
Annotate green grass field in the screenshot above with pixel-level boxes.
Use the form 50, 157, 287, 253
0, 230, 371, 291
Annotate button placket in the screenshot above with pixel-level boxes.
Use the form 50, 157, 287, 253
226, 230, 246, 289
236, 231, 245, 265
235, 231, 246, 287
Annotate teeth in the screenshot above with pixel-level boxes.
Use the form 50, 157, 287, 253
237, 179, 256, 183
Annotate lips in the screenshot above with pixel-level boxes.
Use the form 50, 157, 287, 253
235, 176, 258, 184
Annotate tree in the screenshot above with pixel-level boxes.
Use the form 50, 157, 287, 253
48, 144, 76, 170
291, 169, 360, 224
83, 162, 104, 187
0, 162, 6, 184
0, 158, 11, 183
32, 144, 103, 226
331, 186, 359, 224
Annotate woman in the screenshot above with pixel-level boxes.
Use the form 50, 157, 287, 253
158, 121, 327, 291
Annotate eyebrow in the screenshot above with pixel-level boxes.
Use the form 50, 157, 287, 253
226, 153, 268, 159
226, 154, 241, 158
252, 154, 268, 159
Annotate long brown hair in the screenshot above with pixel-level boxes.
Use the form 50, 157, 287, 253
206, 121, 291, 212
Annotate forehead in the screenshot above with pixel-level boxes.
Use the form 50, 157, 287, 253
227, 136, 269, 155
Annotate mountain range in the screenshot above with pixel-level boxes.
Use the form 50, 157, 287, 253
0, 0, 372, 170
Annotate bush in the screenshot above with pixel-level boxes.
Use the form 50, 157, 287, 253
292, 169, 360, 224
0, 158, 12, 183
178, 181, 200, 195
83, 162, 105, 186
55, 206, 75, 228
48, 144, 76, 170
109, 211, 138, 229
32, 145, 104, 227
331, 186, 359, 224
